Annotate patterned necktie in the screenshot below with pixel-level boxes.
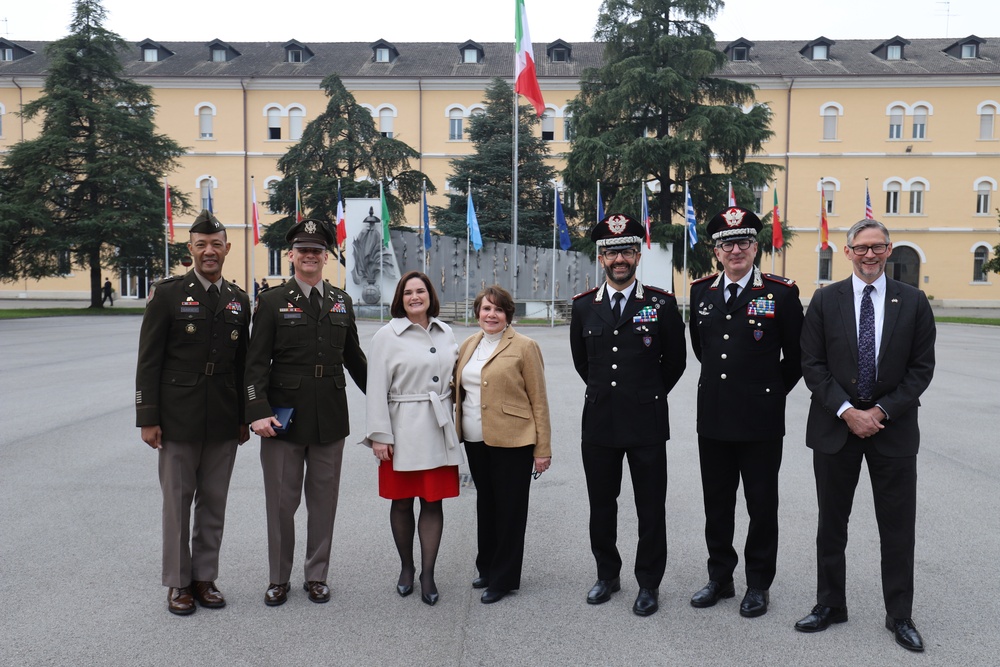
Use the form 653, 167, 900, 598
206, 283, 220, 313
310, 286, 321, 314
726, 283, 739, 309
857, 284, 876, 400
612, 292, 623, 321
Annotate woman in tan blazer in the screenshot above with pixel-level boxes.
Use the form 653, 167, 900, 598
455, 285, 552, 604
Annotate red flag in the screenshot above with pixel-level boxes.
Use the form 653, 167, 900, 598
728, 181, 736, 207
251, 179, 261, 245
515, 0, 545, 116
165, 181, 174, 242
820, 188, 829, 250
772, 187, 783, 250
336, 198, 347, 246
295, 178, 303, 222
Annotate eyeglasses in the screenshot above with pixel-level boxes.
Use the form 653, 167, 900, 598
848, 243, 889, 256
716, 238, 755, 252
600, 248, 638, 260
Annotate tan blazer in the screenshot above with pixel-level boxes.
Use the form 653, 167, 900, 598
455, 326, 552, 458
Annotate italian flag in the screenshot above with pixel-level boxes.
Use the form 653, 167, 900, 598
515, 0, 544, 116
772, 186, 783, 249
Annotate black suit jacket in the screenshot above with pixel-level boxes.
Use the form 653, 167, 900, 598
690, 267, 803, 441
570, 281, 686, 448
801, 276, 935, 457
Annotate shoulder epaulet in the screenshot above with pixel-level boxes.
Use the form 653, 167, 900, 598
155, 275, 184, 287
229, 281, 247, 293
573, 286, 599, 300
691, 273, 718, 286
644, 285, 675, 297
762, 273, 796, 287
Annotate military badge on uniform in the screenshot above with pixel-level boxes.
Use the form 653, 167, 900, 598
304, 220, 318, 234
185, 323, 197, 334
633, 306, 658, 323
230, 330, 239, 341
747, 298, 776, 318
754, 330, 764, 341
643, 335, 652, 347
331, 302, 347, 314
226, 301, 242, 313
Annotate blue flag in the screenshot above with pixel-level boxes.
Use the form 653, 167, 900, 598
685, 183, 698, 249
207, 185, 214, 214
422, 184, 432, 250
597, 187, 605, 222
467, 191, 483, 251
556, 190, 571, 251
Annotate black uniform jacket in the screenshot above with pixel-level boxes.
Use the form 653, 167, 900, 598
135, 271, 251, 443
244, 280, 367, 445
690, 267, 804, 441
570, 281, 687, 448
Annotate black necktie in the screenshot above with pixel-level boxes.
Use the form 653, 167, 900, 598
206, 283, 220, 312
858, 284, 876, 400
310, 287, 322, 314
612, 292, 623, 321
726, 283, 739, 309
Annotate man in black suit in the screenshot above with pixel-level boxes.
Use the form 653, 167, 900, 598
569, 214, 687, 617
795, 219, 935, 652
688, 207, 803, 618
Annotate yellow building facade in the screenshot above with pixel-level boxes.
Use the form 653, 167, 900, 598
1, 36, 997, 305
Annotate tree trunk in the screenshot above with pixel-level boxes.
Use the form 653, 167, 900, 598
89, 247, 103, 308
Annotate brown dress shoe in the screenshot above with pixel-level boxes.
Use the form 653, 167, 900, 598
167, 586, 196, 616
192, 580, 226, 609
264, 582, 290, 607
304, 580, 330, 603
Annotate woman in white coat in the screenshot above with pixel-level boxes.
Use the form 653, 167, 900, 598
364, 271, 463, 606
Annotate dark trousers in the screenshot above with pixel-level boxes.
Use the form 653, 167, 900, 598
581, 442, 667, 589
158, 439, 238, 588
464, 441, 534, 592
260, 438, 345, 584
698, 436, 782, 590
813, 435, 917, 618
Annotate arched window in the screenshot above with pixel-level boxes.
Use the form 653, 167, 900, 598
199, 178, 214, 211
909, 182, 925, 214
885, 182, 901, 214
912, 105, 928, 139
449, 108, 464, 141
267, 107, 282, 140
821, 104, 841, 140
888, 105, 904, 139
979, 103, 997, 140
973, 246, 990, 282
288, 107, 304, 141
823, 181, 836, 214
563, 113, 574, 141
198, 106, 213, 139
264, 177, 281, 214
819, 247, 833, 281
379, 108, 394, 138
976, 180, 994, 214
541, 111, 554, 141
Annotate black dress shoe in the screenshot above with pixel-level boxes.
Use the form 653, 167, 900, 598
264, 582, 290, 607
633, 588, 659, 617
472, 577, 489, 589
396, 583, 413, 597
690, 580, 736, 608
739, 588, 769, 618
587, 577, 621, 605
886, 615, 924, 652
794, 604, 848, 632
192, 580, 226, 609
481, 589, 508, 604
303, 581, 330, 603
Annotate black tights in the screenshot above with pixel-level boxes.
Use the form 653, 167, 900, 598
389, 498, 444, 594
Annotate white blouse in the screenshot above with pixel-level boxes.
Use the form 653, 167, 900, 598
460, 329, 504, 442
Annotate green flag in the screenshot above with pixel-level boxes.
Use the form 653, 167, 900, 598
380, 185, 391, 248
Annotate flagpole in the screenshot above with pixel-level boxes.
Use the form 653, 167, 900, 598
639, 181, 646, 284
596, 180, 601, 288
551, 183, 557, 328
164, 178, 170, 278
250, 176, 257, 303
422, 178, 428, 272
466, 179, 472, 327
512, 94, 519, 300
771, 182, 776, 275
379, 182, 385, 324
336, 178, 342, 289
817, 177, 823, 285
683, 181, 689, 324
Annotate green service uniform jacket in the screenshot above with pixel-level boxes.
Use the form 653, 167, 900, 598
244, 280, 367, 444
135, 271, 251, 443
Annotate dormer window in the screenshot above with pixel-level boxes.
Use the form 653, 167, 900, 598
376, 48, 389, 62
461, 48, 476, 63
212, 48, 226, 62
731, 46, 748, 62
1, 48, 12, 61
962, 43, 977, 59
546, 39, 573, 64
812, 44, 828, 60
551, 47, 568, 62
143, 48, 158, 62
887, 44, 902, 60
288, 49, 302, 63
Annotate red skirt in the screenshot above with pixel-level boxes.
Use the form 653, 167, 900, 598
378, 460, 459, 501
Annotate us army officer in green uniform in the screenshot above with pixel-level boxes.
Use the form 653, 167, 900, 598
135, 210, 251, 615
246, 219, 368, 607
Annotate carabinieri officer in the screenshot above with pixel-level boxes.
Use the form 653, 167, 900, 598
569, 213, 687, 617
688, 206, 803, 618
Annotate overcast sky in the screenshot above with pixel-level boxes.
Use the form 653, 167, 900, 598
4, 0, 992, 44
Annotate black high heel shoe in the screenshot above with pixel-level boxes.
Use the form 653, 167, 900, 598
420, 573, 439, 606
421, 590, 439, 606
397, 583, 413, 597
